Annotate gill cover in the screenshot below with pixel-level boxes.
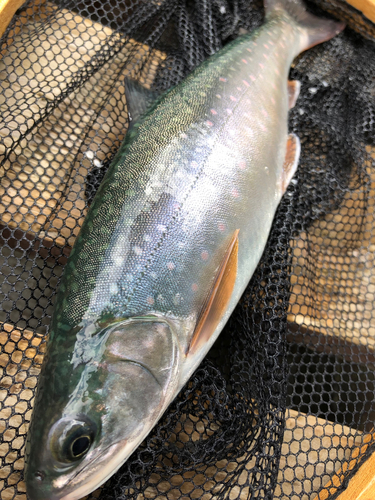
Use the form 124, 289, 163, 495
25, 317, 180, 500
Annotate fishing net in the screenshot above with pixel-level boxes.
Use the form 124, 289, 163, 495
1, 0, 375, 499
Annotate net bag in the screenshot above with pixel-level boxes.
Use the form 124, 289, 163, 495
1, 0, 375, 499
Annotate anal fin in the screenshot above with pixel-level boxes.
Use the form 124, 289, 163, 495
281, 133, 300, 194
288, 80, 301, 109
188, 230, 239, 356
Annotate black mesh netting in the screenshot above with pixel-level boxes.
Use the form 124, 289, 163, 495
1, 0, 375, 499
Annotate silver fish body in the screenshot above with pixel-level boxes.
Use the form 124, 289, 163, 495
24, 1, 344, 499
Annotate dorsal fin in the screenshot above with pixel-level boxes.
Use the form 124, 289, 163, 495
124, 78, 161, 129
188, 230, 239, 356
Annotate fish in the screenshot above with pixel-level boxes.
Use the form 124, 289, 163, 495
24, 1, 344, 499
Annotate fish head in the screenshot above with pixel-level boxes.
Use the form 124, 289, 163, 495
25, 316, 181, 500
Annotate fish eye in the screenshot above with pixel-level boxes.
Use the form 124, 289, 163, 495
71, 435, 91, 458
49, 415, 97, 464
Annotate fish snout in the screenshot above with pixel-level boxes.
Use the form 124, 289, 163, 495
25, 469, 60, 500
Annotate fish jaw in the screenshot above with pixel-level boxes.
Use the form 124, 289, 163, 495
55, 427, 157, 499
26, 435, 151, 500
56, 440, 131, 500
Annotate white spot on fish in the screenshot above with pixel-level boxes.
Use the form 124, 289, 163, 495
191, 160, 198, 168
180, 132, 188, 139
109, 283, 118, 295
309, 87, 318, 94
145, 185, 153, 196
220, 5, 226, 13
167, 262, 175, 270
157, 224, 166, 232
85, 150, 94, 159
157, 294, 165, 304
143, 234, 151, 243
245, 126, 255, 137
228, 129, 236, 137
265, 166, 269, 175
150, 272, 157, 279
147, 296, 154, 305
201, 251, 209, 261
173, 293, 182, 306
126, 273, 133, 281
191, 283, 198, 292
210, 109, 217, 115
133, 246, 143, 256
93, 159, 102, 168
114, 256, 123, 267
322, 80, 328, 87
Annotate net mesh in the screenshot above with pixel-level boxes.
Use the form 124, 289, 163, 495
1, 1, 375, 499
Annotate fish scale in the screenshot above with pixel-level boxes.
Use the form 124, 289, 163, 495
24, 1, 345, 499
62, 22, 295, 323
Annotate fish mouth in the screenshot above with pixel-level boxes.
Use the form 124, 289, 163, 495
26, 439, 129, 500
57, 399, 172, 500
55, 439, 127, 500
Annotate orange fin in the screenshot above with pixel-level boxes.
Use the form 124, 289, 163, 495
281, 133, 300, 194
188, 230, 239, 356
288, 80, 300, 109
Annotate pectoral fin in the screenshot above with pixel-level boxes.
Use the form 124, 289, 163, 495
288, 80, 301, 109
281, 133, 300, 194
188, 230, 239, 356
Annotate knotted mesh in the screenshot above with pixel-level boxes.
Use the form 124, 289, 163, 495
1, 1, 375, 499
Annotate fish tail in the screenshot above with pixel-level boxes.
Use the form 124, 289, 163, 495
264, 0, 345, 51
